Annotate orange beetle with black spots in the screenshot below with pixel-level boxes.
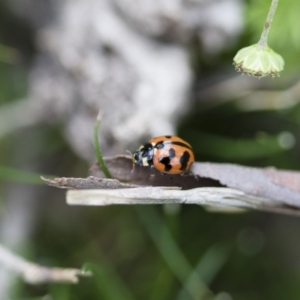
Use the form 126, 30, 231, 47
132, 135, 195, 174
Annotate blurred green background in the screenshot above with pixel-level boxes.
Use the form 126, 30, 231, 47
1, 1, 300, 300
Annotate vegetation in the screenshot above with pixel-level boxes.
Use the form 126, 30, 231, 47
0, 0, 300, 299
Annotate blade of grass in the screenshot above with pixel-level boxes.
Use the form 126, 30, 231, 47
194, 243, 230, 285
135, 206, 214, 300
83, 262, 135, 300
149, 267, 175, 300
93, 112, 112, 178
176, 243, 230, 300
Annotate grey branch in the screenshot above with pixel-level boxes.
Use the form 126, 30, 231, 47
67, 187, 267, 206
0, 244, 91, 284
66, 186, 300, 217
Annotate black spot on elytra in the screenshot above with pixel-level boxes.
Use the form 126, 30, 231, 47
179, 151, 190, 171
165, 135, 172, 138
171, 141, 192, 150
159, 157, 172, 172
169, 148, 175, 159
158, 148, 176, 172
155, 140, 192, 151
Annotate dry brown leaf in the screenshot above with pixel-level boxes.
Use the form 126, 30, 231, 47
89, 155, 300, 207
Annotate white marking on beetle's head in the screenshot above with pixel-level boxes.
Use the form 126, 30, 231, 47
141, 156, 149, 166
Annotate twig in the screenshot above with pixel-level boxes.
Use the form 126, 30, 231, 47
41, 176, 139, 189
0, 244, 92, 284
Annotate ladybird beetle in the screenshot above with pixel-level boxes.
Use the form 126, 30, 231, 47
132, 135, 195, 174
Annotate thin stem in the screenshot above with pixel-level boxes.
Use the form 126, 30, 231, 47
258, 0, 279, 48
93, 112, 113, 179
0, 243, 91, 284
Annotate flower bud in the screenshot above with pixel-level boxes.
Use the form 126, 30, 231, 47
233, 44, 284, 78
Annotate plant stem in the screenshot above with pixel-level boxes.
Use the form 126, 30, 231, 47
258, 0, 279, 48
93, 112, 112, 179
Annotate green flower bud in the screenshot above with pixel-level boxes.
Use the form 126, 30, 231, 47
233, 44, 284, 78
